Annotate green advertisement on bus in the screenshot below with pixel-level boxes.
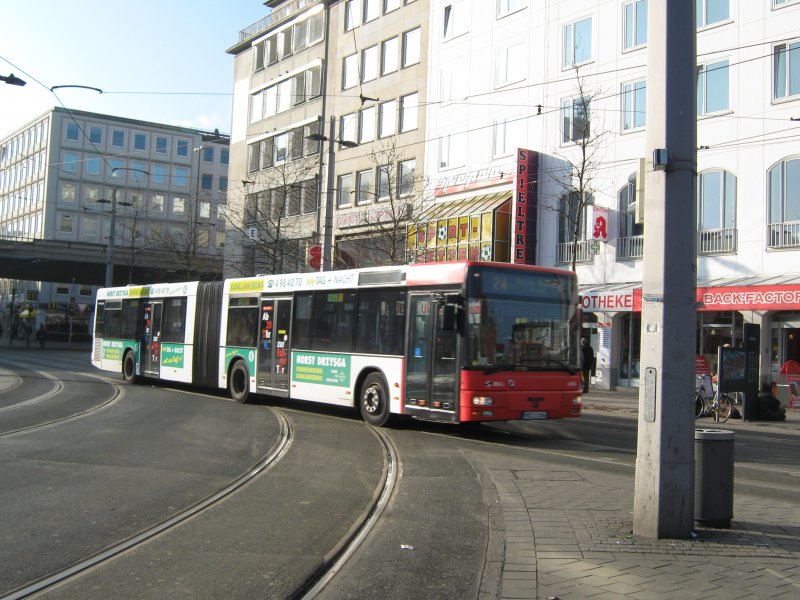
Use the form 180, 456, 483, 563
224, 347, 256, 374
292, 352, 350, 386
102, 339, 138, 361
161, 343, 185, 368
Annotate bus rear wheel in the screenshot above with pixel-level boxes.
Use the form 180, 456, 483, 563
122, 351, 138, 384
360, 373, 390, 427
229, 360, 250, 404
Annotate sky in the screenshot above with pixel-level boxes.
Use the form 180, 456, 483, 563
0, 1, 270, 139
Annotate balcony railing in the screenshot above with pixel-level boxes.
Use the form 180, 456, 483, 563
556, 240, 593, 265
698, 227, 737, 254
768, 222, 800, 249
616, 235, 644, 260
238, 0, 318, 42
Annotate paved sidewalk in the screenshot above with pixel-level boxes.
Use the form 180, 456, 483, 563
484, 386, 800, 599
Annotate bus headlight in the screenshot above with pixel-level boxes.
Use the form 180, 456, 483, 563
572, 396, 583, 405
472, 396, 493, 406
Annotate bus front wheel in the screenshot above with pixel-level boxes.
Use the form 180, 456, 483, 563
360, 373, 390, 427
122, 351, 138, 384
228, 360, 250, 404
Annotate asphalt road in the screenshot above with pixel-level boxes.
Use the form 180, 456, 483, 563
1, 347, 798, 599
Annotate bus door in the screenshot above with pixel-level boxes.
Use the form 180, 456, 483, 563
405, 294, 458, 422
142, 300, 163, 377
257, 297, 291, 396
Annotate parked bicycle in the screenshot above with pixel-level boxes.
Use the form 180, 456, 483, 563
695, 379, 734, 423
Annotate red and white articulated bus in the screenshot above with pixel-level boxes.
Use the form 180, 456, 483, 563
91, 261, 582, 426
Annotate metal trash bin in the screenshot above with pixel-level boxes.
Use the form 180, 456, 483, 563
694, 429, 735, 528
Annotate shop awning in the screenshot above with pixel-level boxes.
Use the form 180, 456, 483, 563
419, 191, 512, 220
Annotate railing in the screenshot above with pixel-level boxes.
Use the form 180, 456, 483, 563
616, 235, 644, 260
556, 240, 593, 265
768, 222, 800, 249
238, 0, 319, 42
698, 227, 737, 254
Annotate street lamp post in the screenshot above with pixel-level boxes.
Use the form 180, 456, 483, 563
1, 73, 26, 86
97, 167, 148, 287
306, 118, 358, 271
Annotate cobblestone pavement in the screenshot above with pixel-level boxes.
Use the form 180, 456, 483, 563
479, 387, 800, 599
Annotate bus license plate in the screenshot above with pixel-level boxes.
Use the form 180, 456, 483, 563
522, 411, 547, 420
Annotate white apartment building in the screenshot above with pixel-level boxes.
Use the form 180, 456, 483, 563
422, 0, 800, 388
0, 107, 230, 339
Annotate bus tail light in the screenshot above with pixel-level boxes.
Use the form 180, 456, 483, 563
472, 396, 494, 406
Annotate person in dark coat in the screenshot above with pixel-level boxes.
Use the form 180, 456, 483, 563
580, 337, 594, 393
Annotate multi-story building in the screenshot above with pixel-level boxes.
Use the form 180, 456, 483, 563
0, 107, 229, 339
227, 1, 800, 389
421, 0, 800, 390
226, 0, 428, 275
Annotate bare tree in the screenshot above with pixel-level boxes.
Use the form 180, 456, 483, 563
547, 67, 610, 272
337, 140, 432, 268
223, 149, 321, 276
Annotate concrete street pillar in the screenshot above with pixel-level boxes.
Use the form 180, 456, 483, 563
633, 0, 697, 538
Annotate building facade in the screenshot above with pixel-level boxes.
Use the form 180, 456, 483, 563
227, 0, 800, 389
0, 107, 229, 339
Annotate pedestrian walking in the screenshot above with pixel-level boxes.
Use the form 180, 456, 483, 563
35, 324, 46, 348
580, 337, 594, 393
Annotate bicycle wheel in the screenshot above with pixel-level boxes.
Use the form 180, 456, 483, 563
715, 394, 733, 423
695, 393, 705, 419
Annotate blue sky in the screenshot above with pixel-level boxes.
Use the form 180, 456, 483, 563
0, 1, 269, 138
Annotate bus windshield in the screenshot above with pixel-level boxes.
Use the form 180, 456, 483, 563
465, 266, 579, 372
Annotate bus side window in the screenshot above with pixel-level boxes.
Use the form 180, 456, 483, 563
293, 293, 313, 349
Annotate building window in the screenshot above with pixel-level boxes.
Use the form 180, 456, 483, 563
219, 176, 228, 192
384, 0, 401, 13
399, 92, 418, 132
221, 148, 230, 165
174, 167, 189, 187
152, 165, 167, 185
345, 0, 358, 31
622, 79, 646, 130
61, 182, 77, 203
563, 17, 592, 67
200, 200, 211, 219
155, 136, 168, 154
443, 2, 467, 40
133, 133, 147, 151
61, 152, 80, 173
59, 214, 73, 234
558, 192, 590, 245
623, 0, 647, 50
364, 0, 379, 22
359, 106, 376, 143
376, 165, 391, 200
439, 133, 465, 169
492, 117, 517, 158
402, 28, 421, 67
356, 169, 375, 204
176, 139, 189, 157
618, 178, 644, 239
202, 146, 214, 162
201, 174, 213, 191
307, 65, 322, 99
774, 0, 800, 8
379, 100, 397, 137
109, 158, 125, 178
343, 54, 358, 90
697, 0, 729, 28
698, 170, 736, 231
151, 193, 165, 212
65, 122, 79, 141
361, 45, 378, 82
697, 60, 729, 115
399, 159, 415, 196
111, 130, 125, 148
338, 173, 353, 207
172, 197, 185, 215
89, 126, 102, 145
768, 157, 800, 225
382, 37, 399, 75
562, 96, 591, 143
340, 113, 357, 145
774, 41, 800, 100
86, 157, 102, 176
495, 42, 525, 88
497, 0, 526, 18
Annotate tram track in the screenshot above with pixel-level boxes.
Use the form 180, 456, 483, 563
1, 407, 295, 600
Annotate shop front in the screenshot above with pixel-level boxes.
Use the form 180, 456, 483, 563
581, 277, 800, 389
